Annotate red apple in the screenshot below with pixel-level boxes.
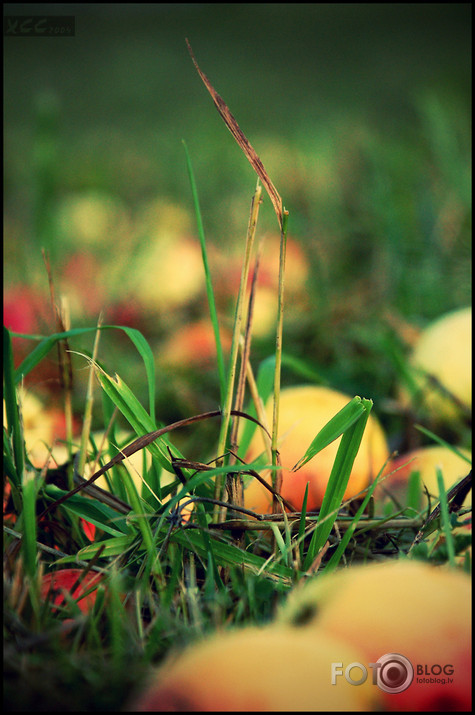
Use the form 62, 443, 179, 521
159, 320, 232, 369
41, 568, 104, 614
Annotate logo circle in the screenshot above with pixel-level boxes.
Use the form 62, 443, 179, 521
376, 653, 414, 694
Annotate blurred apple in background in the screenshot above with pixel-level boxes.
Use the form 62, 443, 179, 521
128, 198, 206, 316
56, 191, 131, 249
244, 385, 389, 513
3, 387, 79, 470
3, 284, 50, 337
277, 559, 472, 711
398, 306, 471, 423
376, 444, 471, 514
129, 624, 380, 712
3, 285, 59, 390
41, 568, 105, 615
133, 234, 205, 313
158, 319, 232, 370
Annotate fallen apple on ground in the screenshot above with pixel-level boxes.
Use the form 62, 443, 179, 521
159, 319, 232, 369
41, 568, 105, 614
399, 306, 471, 423
277, 559, 472, 711
376, 444, 472, 514
244, 385, 389, 513
129, 624, 381, 712
10, 388, 80, 470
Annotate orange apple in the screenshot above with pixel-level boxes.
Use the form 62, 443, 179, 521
277, 559, 472, 711
159, 320, 232, 369
376, 444, 472, 514
399, 307, 471, 423
129, 625, 381, 711
244, 385, 389, 513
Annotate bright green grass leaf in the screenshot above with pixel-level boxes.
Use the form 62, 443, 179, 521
96, 369, 183, 475
57, 535, 136, 563
20, 470, 39, 578
324, 465, 385, 573
436, 467, 456, 567
119, 468, 156, 554
304, 398, 373, 571
407, 470, 422, 511
293, 396, 366, 472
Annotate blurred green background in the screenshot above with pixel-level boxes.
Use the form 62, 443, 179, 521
4, 3, 472, 445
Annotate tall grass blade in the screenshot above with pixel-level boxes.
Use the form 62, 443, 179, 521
324, 466, 385, 573
304, 398, 373, 571
3, 327, 25, 485
436, 467, 456, 567
21, 470, 39, 578
183, 140, 227, 403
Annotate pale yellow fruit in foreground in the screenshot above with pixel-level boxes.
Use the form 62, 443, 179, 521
277, 560, 472, 711
130, 625, 380, 711
400, 306, 471, 422
244, 385, 389, 513
376, 444, 472, 513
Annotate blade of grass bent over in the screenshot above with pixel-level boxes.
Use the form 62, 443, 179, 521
186, 39, 283, 230
292, 396, 367, 472
13, 325, 157, 422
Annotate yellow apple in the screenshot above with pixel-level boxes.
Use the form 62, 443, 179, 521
244, 385, 389, 513
399, 306, 471, 423
277, 559, 472, 711
376, 444, 472, 513
56, 191, 129, 247
134, 235, 205, 312
129, 625, 381, 711
6, 388, 78, 470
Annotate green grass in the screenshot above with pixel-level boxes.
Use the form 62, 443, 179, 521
3, 11, 471, 708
